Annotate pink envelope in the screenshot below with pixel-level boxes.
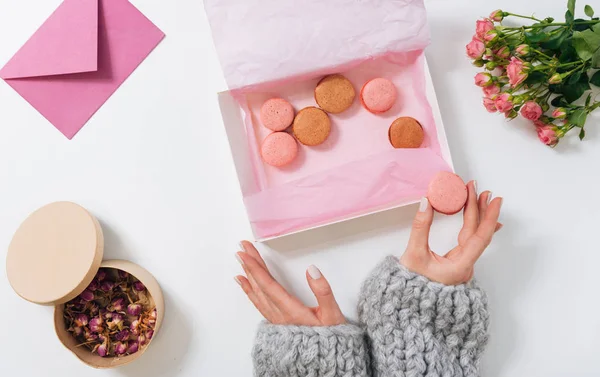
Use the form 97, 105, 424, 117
0, 0, 165, 139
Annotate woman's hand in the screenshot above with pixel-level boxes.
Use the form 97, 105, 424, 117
400, 181, 503, 285
235, 241, 346, 326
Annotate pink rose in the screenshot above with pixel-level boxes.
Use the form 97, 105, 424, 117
549, 73, 562, 84
476, 19, 494, 39
507, 57, 528, 87
490, 10, 504, 22
494, 46, 510, 59
536, 125, 558, 146
484, 30, 499, 42
552, 108, 567, 119
483, 97, 497, 113
466, 37, 485, 59
474, 72, 492, 87
483, 85, 500, 97
515, 44, 530, 56
520, 101, 543, 121
494, 93, 514, 113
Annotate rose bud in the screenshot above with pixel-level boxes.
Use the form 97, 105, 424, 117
118, 270, 129, 279
87, 279, 99, 291
515, 44, 530, 56
133, 281, 146, 292
93, 343, 108, 357
552, 108, 567, 119
489, 9, 504, 22
115, 329, 130, 342
112, 313, 124, 325
485, 61, 497, 70
474, 72, 493, 87
84, 329, 99, 342
472, 59, 485, 68
127, 304, 143, 316
79, 290, 94, 302
145, 329, 154, 340
127, 341, 139, 354
95, 269, 107, 282
484, 30, 499, 43
100, 280, 115, 292
74, 314, 89, 327
549, 73, 562, 84
130, 319, 141, 335
89, 316, 104, 333
115, 342, 128, 356
138, 333, 148, 346
110, 297, 126, 312
494, 46, 510, 59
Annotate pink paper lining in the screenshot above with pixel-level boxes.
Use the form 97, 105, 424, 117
234, 51, 452, 239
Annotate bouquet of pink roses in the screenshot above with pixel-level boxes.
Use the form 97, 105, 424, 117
467, 0, 600, 147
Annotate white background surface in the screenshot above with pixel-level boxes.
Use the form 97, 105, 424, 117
0, 0, 598, 376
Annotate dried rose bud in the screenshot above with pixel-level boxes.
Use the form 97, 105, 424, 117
127, 341, 139, 354
138, 333, 147, 346
113, 341, 127, 356
112, 313, 124, 325
145, 329, 154, 340
74, 314, 89, 327
96, 269, 107, 282
110, 297, 126, 312
100, 280, 115, 292
130, 319, 140, 335
88, 302, 99, 315
89, 317, 104, 333
73, 326, 83, 337
84, 329, 99, 342
79, 290, 94, 302
115, 329, 130, 342
127, 304, 142, 316
133, 281, 145, 292
87, 279, 99, 291
93, 343, 108, 357
118, 270, 129, 279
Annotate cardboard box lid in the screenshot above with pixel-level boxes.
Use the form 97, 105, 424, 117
6, 202, 104, 305
204, 0, 430, 90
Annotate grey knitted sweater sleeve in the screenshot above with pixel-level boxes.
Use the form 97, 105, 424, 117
252, 322, 370, 377
358, 256, 490, 377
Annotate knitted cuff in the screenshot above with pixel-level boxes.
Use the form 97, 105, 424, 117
358, 256, 490, 377
252, 322, 369, 377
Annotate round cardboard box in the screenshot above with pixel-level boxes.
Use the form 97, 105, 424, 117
54, 260, 165, 368
7, 202, 165, 368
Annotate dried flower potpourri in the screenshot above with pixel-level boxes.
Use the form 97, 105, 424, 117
467, 0, 600, 147
63, 268, 156, 357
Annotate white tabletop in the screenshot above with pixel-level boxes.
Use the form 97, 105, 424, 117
0, 0, 598, 376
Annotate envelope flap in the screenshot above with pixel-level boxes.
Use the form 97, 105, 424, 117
0, 0, 99, 79
204, 0, 430, 90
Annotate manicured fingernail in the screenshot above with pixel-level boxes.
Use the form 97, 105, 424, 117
487, 192, 493, 205
234, 276, 242, 286
239, 241, 247, 252
307, 265, 322, 280
498, 197, 503, 208
235, 252, 244, 266
419, 197, 429, 212
473, 180, 478, 193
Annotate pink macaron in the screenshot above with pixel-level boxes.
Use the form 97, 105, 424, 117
260, 98, 295, 131
427, 171, 468, 215
260, 132, 298, 167
360, 78, 397, 114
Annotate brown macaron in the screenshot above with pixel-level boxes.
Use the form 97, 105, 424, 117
314, 74, 355, 114
388, 117, 425, 148
292, 107, 331, 146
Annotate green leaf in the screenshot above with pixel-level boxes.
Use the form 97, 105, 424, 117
525, 71, 547, 85
568, 71, 582, 84
562, 73, 591, 102
559, 38, 578, 62
551, 95, 566, 107
572, 25, 600, 61
591, 71, 600, 86
525, 30, 550, 43
593, 48, 600, 67
580, 128, 586, 140
566, 10, 575, 24
549, 83, 564, 93
574, 19, 594, 31
585, 5, 595, 17
569, 0, 577, 14
569, 109, 588, 126
541, 29, 569, 50
585, 94, 592, 106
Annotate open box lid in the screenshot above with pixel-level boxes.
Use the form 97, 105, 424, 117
7, 202, 104, 306
204, 0, 430, 90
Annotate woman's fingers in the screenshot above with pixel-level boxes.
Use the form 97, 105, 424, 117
235, 275, 276, 321
240, 240, 269, 272
305, 266, 345, 326
461, 181, 480, 239
407, 197, 434, 252
478, 191, 503, 233
460, 197, 503, 267
237, 251, 305, 313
